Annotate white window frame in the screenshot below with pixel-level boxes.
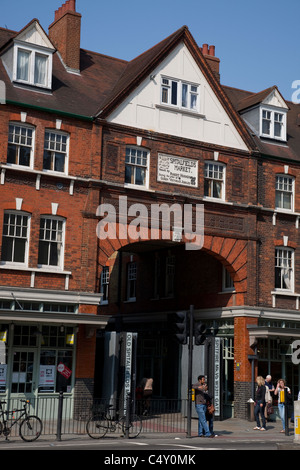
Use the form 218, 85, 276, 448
275, 175, 294, 212
275, 247, 294, 292
7, 122, 35, 169
13, 42, 53, 89
100, 266, 109, 305
37, 216, 66, 271
124, 146, 150, 189
260, 106, 286, 141
43, 130, 69, 175
0, 211, 30, 267
204, 161, 226, 201
161, 76, 200, 112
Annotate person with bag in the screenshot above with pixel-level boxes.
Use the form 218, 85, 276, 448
192, 375, 214, 438
274, 378, 291, 433
264, 375, 274, 420
253, 376, 267, 431
205, 388, 217, 437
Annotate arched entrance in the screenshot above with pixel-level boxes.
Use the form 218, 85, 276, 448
95, 225, 249, 415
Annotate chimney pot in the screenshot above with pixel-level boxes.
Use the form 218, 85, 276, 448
202, 43, 209, 55
208, 45, 215, 56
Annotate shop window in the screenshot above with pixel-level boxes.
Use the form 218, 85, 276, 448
38, 326, 74, 393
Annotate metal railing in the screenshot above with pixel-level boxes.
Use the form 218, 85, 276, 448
0, 395, 188, 440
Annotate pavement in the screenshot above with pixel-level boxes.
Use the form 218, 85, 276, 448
1, 416, 300, 449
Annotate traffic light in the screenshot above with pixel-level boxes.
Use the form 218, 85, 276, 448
172, 311, 188, 344
194, 321, 206, 345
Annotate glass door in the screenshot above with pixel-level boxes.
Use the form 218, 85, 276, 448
10, 349, 38, 401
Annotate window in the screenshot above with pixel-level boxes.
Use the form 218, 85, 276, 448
165, 255, 175, 298
1, 211, 30, 265
261, 108, 286, 140
38, 217, 65, 269
204, 162, 225, 199
43, 131, 69, 173
125, 147, 149, 187
275, 175, 294, 211
15, 46, 51, 88
161, 77, 199, 111
127, 262, 137, 301
222, 267, 235, 292
7, 123, 34, 167
275, 248, 294, 291
100, 266, 109, 304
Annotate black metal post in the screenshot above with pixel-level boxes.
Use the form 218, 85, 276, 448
56, 391, 64, 441
284, 388, 289, 435
186, 305, 194, 438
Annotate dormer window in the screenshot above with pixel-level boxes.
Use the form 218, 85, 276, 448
1, 21, 55, 91
14, 44, 52, 89
261, 108, 286, 140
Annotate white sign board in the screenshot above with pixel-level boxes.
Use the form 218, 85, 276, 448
157, 153, 198, 188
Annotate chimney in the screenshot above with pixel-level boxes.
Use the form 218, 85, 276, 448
49, 0, 81, 73
201, 44, 220, 82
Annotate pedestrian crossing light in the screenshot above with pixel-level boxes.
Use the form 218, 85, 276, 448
194, 321, 206, 345
172, 311, 188, 345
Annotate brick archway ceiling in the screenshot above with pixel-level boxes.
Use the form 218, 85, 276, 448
98, 234, 247, 294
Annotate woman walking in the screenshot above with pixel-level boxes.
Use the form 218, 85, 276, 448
274, 378, 291, 433
253, 376, 267, 431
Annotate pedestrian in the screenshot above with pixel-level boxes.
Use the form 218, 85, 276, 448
205, 387, 217, 437
274, 378, 291, 433
141, 378, 153, 415
192, 375, 214, 438
253, 376, 267, 431
264, 375, 274, 420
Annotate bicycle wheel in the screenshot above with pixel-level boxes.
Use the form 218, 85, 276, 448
86, 414, 109, 439
121, 414, 142, 438
19, 416, 42, 442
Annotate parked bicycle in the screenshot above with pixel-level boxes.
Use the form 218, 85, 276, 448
0, 399, 43, 442
86, 404, 142, 439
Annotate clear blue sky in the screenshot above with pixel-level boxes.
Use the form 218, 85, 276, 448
1, 0, 299, 101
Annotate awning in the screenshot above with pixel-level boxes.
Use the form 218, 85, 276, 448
247, 324, 300, 347
0, 310, 111, 327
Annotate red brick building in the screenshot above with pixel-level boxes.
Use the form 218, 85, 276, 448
0, 0, 300, 419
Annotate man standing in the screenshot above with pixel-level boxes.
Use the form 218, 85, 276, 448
264, 375, 274, 420
192, 375, 214, 438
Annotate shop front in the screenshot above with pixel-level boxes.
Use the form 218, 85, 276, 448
0, 295, 109, 417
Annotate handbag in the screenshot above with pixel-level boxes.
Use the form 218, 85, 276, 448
207, 403, 215, 414
265, 386, 272, 403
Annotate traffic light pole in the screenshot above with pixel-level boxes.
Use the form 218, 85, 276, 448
187, 305, 194, 438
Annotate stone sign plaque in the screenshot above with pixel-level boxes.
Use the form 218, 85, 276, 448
157, 153, 198, 188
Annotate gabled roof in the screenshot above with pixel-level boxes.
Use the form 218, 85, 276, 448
96, 26, 256, 151
236, 85, 289, 112
0, 19, 55, 53
224, 85, 300, 162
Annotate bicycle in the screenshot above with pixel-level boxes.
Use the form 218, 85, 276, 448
86, 404, 142, 439
0, 399, 43, 442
